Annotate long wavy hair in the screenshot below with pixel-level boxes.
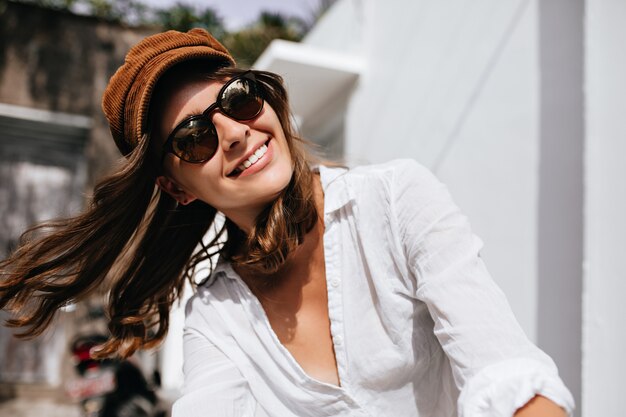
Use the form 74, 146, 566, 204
0, 63, 318, 358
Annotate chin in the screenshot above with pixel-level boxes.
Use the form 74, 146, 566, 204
258, 167, 293, 202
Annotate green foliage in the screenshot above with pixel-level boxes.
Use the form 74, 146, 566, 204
154, 2, 225, 38
222, 12, 306, 68
30, 0, 77, 9
16, 0, 150, 23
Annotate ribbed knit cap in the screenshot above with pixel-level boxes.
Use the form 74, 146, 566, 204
102, 28, 235, 155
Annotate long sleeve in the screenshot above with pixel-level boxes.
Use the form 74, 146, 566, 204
172, 328, 263, 417
391, 159, 575, 417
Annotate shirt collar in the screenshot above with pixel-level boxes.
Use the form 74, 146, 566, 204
317, 164, 354, 215
205, 165, 354, 285
212, 256, 236, 280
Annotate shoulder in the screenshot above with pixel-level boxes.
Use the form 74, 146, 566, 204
182, 275, 219, 332
322, 159, 441, 206
352, 158, 428, 174
182, 265, 245, 338
330, 158, 437, 189
184, 275, 220, 315
328, 158, 428, 178
183, 256, 233, 317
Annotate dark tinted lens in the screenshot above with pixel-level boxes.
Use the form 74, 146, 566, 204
172, 118, 218, 162
220, 77, 263, 120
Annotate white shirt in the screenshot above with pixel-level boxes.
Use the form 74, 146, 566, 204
172, 159, 575, 417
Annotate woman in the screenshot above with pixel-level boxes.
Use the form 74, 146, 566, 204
1, 29, 573, 416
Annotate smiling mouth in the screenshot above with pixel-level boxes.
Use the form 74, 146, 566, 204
227, 139, 271, 177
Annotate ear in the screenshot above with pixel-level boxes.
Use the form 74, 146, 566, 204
156, 176, 197, 205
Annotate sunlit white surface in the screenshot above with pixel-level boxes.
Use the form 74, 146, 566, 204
583, 1, 626, 415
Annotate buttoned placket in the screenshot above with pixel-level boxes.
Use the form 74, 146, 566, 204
210, 166, 373, 416
318, 167, 374, 417
323, 210, 349, 389
228, 259, 371, 416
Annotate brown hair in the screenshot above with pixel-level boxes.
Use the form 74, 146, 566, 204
0, 64, 318, 358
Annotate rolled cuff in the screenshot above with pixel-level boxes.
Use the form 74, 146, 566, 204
458, 358, 575, 417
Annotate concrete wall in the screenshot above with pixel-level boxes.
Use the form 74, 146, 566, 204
537, 0, 584, 410
583, 1, 626, 415
0, 1, 156, 391
0, 1, 155, 187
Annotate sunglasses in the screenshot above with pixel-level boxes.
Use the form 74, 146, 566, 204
161, 71, 264, 164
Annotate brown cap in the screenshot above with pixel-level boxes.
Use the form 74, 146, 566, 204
102, 28, 235, 155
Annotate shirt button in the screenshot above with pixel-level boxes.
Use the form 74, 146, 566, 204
330, 279, 340, 288
334, 335, 343, 346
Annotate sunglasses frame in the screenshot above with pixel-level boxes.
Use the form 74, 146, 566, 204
160, 71, 264, 164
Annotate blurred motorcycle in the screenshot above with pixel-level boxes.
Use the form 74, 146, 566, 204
65, 334, 116, 417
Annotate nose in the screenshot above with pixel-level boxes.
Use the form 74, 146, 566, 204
212, 112, 250, 152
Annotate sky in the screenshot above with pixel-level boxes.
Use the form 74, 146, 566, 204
142, 0, 324, 30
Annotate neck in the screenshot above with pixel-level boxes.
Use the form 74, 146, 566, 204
234, 173, 324, 286
224, 205, 266, 235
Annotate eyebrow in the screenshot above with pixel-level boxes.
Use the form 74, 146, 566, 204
177, 107, 209, 125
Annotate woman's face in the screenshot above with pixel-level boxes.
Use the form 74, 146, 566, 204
155, 77, 294, 231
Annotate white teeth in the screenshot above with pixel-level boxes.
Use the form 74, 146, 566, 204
237, 144, 268, 172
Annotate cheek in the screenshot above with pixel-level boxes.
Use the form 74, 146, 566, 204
168, 164, 215, 196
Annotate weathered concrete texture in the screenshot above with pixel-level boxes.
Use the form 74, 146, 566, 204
0, 383, 81, 417
0, 397, 82, 417
0, 0, 162, 399
0, 1, 158, 186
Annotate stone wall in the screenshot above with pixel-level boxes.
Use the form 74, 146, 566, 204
0, 0, 157, 186
0, 0, 158, 397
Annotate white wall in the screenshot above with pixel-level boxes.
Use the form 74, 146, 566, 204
300, 0, 591, 412
583, 1, 626, 415
297, 0, 626, 414
306, 0, 541, 343
535, 1, 584, 410
305, 0, 364, 55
